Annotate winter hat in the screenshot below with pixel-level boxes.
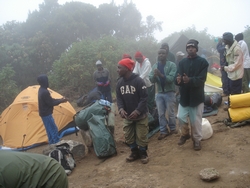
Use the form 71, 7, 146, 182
235, 33, 243, 42
134, 51, 143, 58
96, 60, 102, 65
186, 39, 199, 51
222, 32, 234, 43
118, 58, 135, 71
122, 54, 132, 59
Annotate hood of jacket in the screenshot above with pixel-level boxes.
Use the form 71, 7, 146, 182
37, 74, 49, 88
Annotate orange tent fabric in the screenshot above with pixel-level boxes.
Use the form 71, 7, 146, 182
0, 85, 76, 149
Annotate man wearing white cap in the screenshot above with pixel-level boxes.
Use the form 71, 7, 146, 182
176, 51, 185, 67
93, 60, 112, 103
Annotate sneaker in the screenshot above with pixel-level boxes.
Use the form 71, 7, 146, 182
170, 129, 178, 134
193, 141, 201, 151
178, 134, 191, 145
139, 150, 149, 164
158, 133, 170, 140
126, 148, 140, 162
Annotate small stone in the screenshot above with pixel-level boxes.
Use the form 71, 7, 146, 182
199, 168, 220, 181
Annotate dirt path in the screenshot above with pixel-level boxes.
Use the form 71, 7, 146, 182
29, 96, 250, 188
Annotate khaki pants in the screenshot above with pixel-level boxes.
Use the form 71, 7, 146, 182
123, 117, 149, 147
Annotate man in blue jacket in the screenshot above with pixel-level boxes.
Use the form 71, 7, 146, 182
37, 74, 68, 144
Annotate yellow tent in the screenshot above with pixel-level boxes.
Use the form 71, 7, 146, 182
0, 85, 76, 149
204, 72, 222, 93
205, 72, 222, 87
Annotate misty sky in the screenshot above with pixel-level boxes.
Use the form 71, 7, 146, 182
0, 0, 249, 41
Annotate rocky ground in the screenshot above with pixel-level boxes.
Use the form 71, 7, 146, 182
27, 95, 250, 188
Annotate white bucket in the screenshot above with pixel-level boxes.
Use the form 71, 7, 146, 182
202, 118, 213, 140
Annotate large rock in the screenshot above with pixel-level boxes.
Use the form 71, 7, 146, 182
43, 140, 87, 162
199, 168, 220, 181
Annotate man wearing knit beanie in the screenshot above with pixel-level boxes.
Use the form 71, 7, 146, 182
186, 39, 199, 52
116, 58, 149, 164
223, 32, 234, 43
235, 33, 250, 93
174, 39, 209, 151
133, 51, 154, 114
222, 32, 244, 96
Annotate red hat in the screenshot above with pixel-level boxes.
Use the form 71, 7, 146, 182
134, 51, 143, 58
122, 54, 132, 59
118, 58, 135, 71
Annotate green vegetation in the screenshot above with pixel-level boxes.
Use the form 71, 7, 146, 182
0, 0, 249, 112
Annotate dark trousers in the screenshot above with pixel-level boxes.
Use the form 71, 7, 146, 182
101, 90, 113, 103
229, 78, 242, 95
221, 70, 229, 95
147, 85, 155, 114
242, 68, 250, 93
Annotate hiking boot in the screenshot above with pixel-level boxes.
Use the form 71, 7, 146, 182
193, 141, 201, 151
139, 150, 149, 164
178, 134, 191, 145
170, 129, 178, 135
158, 133, 170, 140
126, 148, 140, 162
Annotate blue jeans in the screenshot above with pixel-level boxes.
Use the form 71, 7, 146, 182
41, 115, 60, 144
155, 92, 176, 134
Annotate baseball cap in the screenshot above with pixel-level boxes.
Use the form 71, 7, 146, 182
176, 51, 185, 56
96, 60, 102, 65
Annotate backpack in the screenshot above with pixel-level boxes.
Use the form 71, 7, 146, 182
49, 143, 76, 175
74, 100, 108, 130
87, 114, 117, 158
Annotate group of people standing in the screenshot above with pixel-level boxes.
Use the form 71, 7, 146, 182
217, 32, 250, 99
37, 31, 249, 165
112, 39, 209, 165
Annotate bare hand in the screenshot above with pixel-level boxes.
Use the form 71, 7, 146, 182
119, 109, 128, 119
128, 110, 139, 119
182, 73, 190, 83
176, 73, 182, 84
61, 98, 68, 103
154, 69, 162, 77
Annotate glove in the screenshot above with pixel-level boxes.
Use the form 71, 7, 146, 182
97, 82, 104, 86
103, 80, 110, 87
